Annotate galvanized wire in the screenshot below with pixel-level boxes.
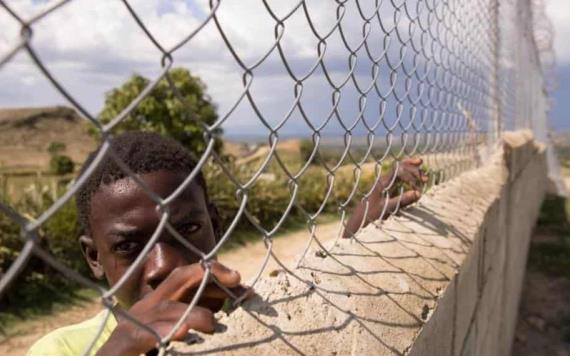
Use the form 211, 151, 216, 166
0, 0, 555, 354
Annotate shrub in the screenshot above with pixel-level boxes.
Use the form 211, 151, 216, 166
0, 188, 86, 313
205, 161, 293, 231
299, 139, 317, 165
47, 141, 66, 156
49, 155, 75, 175
0, 207, 22, 278
43, 200, 86, 274
205, 158, 377, 233
297, 167, 329, 214
247, 177, 292, 229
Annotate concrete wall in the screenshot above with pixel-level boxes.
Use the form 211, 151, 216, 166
172, 131, 547, 355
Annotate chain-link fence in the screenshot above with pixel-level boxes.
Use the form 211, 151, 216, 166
0, 0, 556, 354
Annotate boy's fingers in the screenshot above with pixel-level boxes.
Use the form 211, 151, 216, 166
398, 163, 430, 190
149, 264, 205, 303
148, 262, 241, 304
385, 190, 421, 216
209, 261, 241, 288
162, 305, 215, 341
180, 306, 215, 334
395, 169, 422, 191
400, 190, 421, 208
400, 163, 422, 181
402, 157, 422, 166
201, 284, 251, 300
400, 171, 420, 190
135, 303, 214, 342
199, 285, 254, 312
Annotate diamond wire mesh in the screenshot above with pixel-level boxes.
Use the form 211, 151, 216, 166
0, 0, 554, 354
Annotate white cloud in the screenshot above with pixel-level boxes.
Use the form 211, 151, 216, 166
546, 0, 570, 65
0, 0, 367, 133
0, 0, 558, 135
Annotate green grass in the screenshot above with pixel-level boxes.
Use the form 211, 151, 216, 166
0, 287, 98, 338
0, 171, 73, 203
527, 195, 570, 278
528, 242, 570, 278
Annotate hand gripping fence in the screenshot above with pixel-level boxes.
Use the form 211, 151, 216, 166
0, 0, 556, 354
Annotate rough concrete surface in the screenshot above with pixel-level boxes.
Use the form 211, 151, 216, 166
170, 131, 547, 355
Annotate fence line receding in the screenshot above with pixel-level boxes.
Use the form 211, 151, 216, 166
0, 0, 556, 354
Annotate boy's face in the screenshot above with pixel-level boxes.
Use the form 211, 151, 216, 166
80, 170, 217, 307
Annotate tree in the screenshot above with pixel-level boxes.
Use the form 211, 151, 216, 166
97, 67, 222, 154
47, 141, 74, 175
49, 155, 74, 175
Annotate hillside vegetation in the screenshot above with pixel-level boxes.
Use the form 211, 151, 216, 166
0, 106, 96, 172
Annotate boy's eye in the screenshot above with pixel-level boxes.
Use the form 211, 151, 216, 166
113, 241, 140, 255
180, 223, 201, 235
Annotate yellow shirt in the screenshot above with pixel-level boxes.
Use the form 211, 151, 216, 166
27, 309, 117, 356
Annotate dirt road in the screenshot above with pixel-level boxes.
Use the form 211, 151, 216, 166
0, 220, 341, 355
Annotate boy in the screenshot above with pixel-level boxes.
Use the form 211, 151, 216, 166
28, 132, 424, 355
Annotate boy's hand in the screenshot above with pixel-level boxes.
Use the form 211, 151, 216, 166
373, 157, 427, 202
97, 262, 245, 356
344, 157, 427, 238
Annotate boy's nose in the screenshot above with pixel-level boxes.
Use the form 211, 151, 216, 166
144, 241, 188, 290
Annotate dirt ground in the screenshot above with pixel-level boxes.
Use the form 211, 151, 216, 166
510, 171, 570, 356
511, 228, 570, 355
512, 271, 570, 356
0, 221, 341, 355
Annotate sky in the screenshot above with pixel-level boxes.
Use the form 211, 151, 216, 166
545, 0, 570, 130
0, 0, 568, 137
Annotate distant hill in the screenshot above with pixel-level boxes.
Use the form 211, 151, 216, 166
0, 106, 97, 172
552, 131, 570, 147
0, 106, 308, 173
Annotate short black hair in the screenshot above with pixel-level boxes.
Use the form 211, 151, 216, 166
76, 131, 211, 234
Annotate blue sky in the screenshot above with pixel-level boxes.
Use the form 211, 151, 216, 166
550, 66, 570, 130
0, 0, 568, 135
